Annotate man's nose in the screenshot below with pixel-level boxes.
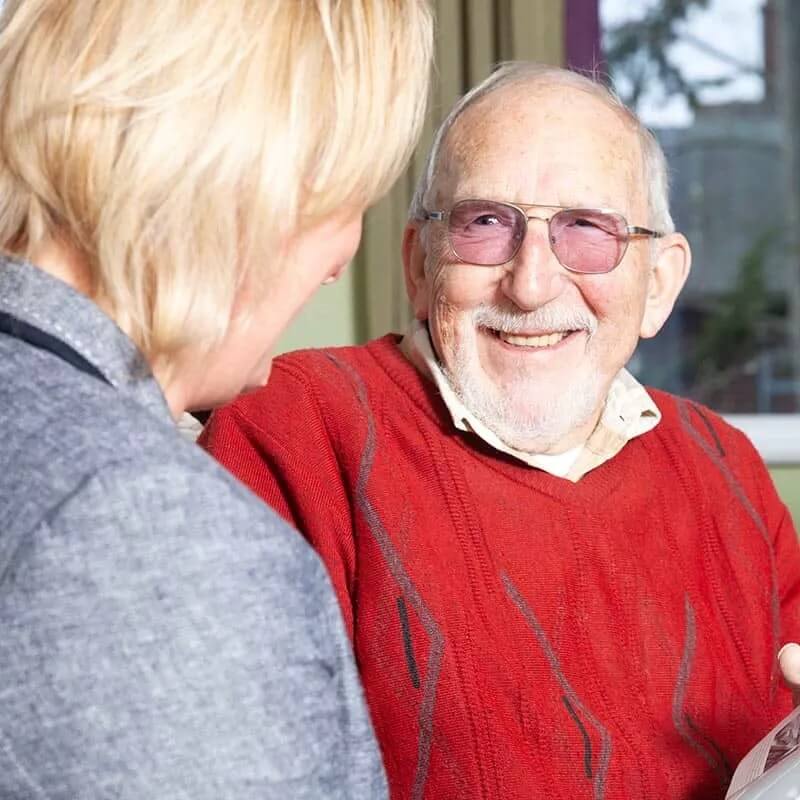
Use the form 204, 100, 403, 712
501, 217, 565, 310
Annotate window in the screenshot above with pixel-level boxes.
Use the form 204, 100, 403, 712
598, 0, 800, 464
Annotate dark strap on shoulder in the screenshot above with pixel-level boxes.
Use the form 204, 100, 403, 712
0, 310, 111, 385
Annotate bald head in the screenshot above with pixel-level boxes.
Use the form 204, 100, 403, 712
410, 62, 673, 236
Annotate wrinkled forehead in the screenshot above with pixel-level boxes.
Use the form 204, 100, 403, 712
433, 85, 648, 219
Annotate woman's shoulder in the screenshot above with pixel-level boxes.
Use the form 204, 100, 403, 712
2, 365, 321, 592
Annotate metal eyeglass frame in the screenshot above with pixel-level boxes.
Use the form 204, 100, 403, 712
422, 199, 664, 274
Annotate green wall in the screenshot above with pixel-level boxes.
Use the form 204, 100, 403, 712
772, 466, 800, 525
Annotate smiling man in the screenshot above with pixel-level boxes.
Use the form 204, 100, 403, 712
202, 63, 800, 800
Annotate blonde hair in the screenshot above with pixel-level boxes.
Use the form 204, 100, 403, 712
0, 0, 433, 360
410, 62, 674, 235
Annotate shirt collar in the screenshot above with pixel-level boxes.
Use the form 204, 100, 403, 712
400, 319, 661, 481
0, 256, 171, 421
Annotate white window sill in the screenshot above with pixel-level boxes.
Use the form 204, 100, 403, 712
724, 415, 800, 466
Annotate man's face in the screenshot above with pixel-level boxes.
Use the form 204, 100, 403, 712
406, 85, 662, 454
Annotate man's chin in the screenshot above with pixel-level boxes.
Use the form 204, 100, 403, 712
459, 379, 604, 454
445, 344, 605, 451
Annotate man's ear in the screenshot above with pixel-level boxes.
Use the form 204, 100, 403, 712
402, 222, 430, 321
640, 232, 691, 339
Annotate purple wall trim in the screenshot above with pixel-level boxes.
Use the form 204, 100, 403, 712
565, 0, 604, 75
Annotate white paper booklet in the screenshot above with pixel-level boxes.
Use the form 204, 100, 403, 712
727, 706, 800, 799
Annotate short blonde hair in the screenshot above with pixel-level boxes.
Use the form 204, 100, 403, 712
0, 0, 433, 359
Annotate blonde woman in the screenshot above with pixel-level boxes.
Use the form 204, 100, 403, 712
0, 1, 432, 798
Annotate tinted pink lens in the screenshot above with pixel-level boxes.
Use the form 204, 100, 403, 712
447, 200, 524, 265
549, 209, 627, 273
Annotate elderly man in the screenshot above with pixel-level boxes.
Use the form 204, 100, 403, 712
201, 63, 800, 799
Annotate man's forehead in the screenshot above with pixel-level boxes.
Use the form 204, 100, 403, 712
435, 84, 645, 210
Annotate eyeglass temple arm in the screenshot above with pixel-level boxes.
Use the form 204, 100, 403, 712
627, 225, 664, 238
423, 211, 445, 221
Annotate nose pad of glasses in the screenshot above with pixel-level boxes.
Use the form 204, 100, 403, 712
515, 218, 553, 265
503, 219, 524, 262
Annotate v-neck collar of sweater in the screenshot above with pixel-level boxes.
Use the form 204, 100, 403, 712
363, 334, 660, 504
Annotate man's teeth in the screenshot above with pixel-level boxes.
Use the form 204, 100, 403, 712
500, 331, 569, 348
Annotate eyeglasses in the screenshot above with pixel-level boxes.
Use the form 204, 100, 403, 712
423, 199, 663, 274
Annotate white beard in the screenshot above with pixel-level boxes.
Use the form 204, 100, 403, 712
440, 304, 605, 453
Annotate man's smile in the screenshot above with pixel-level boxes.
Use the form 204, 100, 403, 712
483, 326, 585, 351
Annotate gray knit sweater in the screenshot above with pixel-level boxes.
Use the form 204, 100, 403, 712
0, 257, 387, 800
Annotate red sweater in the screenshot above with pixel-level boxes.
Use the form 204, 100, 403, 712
201, 335, 800, 800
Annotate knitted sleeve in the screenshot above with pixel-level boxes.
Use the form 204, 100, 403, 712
751, 449, 800, 645
717, 416, 800, 646
742, 432, 800, 714
652, 390, 800, 709
199, 357, 359, 638
776, 504, 800, 638
684, 396, 800, 649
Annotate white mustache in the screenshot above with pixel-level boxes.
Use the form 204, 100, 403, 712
470, 304, 598, 336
